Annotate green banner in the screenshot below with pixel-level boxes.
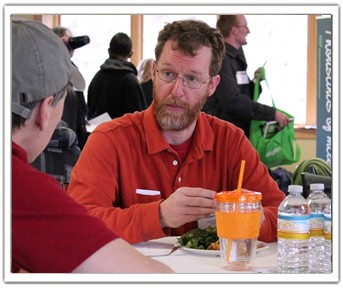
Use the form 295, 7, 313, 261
316, 16, 332, 166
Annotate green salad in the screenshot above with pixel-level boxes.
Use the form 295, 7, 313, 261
177, 226, 218, 250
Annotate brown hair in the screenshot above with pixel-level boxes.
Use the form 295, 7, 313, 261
216, 15, 239, 38
12, 84, 71, 130
154, 19, 225, 76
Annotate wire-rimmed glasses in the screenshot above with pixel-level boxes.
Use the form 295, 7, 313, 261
156, 67, 211, 89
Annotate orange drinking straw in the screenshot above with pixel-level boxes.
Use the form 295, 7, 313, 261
226, 239, 232, 263
237, 160, 246, 194
226, 159, 246, 262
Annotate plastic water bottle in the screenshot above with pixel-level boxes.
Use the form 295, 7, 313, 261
323, 202, 332, 273
306, 183, 330, 273
277, 185, 311, 273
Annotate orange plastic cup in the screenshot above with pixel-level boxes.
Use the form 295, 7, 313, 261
215, 189, 262, 271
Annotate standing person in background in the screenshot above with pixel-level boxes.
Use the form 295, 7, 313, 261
11, 18, 173, 274
53, 26, 89, 150
68, 19, 285, 245
137, 58, 154, 106
203, 15, 289, 137
87, 32, 147, 120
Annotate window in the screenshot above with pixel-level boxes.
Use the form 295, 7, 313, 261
143, 14, 307, 124
62, 14, 308, 124
61, 15, 131, 95
244, 15, 308, 124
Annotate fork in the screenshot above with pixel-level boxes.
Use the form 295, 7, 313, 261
149, 245, 181, 257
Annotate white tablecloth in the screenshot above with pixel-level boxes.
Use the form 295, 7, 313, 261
133, 236, 278, 274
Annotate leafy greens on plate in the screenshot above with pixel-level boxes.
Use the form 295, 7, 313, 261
177, 226, 219, 250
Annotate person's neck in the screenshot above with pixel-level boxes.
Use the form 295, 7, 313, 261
161, 121, 197, 145
12, 123, 41, 164
225, 37, 241, 50
110, 55, 129, 61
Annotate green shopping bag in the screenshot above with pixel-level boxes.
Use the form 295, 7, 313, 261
249, 73, 301, 168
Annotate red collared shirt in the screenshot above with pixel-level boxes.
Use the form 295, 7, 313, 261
12, 142, 118, 272
69, 104, 285, 244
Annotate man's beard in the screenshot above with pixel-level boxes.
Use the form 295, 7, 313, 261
153, 86, 208, 131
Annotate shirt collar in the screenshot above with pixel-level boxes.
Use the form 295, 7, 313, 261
12, 141, 28, 163
226, 43, 247, 64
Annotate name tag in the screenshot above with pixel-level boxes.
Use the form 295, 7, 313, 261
236, 71, 249, 85
198, 214, 216, 229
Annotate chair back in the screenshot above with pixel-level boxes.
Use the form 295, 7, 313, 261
32, 125, 80, 184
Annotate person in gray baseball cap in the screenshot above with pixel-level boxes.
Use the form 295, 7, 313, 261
11, 18, 173, 274
12, 19, 85, 121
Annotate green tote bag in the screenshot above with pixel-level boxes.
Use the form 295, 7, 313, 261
249, 77, 301, 168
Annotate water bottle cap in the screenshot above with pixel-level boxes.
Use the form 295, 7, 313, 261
287, 185, 303, 193
310, 183, 325, 191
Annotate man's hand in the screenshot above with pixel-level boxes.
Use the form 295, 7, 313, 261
275, 110, 290, 129
159, 187, 216, 228
254, 67, 265, 82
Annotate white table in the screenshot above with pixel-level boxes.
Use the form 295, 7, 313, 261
133, 236, 278, 274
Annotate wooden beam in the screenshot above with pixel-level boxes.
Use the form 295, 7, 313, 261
306, 15, 317, 126
131, 15, 143, 67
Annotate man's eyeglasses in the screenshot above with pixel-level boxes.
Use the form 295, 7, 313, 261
156, 67, 211, 89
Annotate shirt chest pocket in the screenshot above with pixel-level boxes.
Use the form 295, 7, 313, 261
133, 189, 162, 204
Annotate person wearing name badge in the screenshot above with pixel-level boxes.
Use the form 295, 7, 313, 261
203, 15, 290, 137
68, 19, 286, 245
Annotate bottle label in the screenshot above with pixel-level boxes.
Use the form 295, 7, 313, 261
277, 214, 310, 240
324, 232, 332, 241
324, 214, 332, 240
309, 214, 325, 237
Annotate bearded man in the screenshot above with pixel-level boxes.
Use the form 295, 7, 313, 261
68, 19, 285, 244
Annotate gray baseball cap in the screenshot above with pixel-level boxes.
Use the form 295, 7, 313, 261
12, 18, 85, 119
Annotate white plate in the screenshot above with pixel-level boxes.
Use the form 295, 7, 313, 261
180, 246, 220, 256
179, 241, 268, 257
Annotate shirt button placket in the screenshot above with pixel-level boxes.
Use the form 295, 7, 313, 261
172, 159, 182, 184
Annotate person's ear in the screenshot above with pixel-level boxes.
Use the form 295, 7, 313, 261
151, 61, 157, 81
35, 96, 54, 131
231, 26, 238, 35
208, 75, 221, 97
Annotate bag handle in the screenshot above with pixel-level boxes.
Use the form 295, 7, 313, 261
253, 68, 276, 108
285, 122, 301, 163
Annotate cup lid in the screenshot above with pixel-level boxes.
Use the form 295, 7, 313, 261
215, 189, 262, 203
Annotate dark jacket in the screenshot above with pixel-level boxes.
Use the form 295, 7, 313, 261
87, 57, 147, 120
141, 79, 153, 106
62, 90, 88, 150
61, 62, 88, 150
203, 42, 275, 136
